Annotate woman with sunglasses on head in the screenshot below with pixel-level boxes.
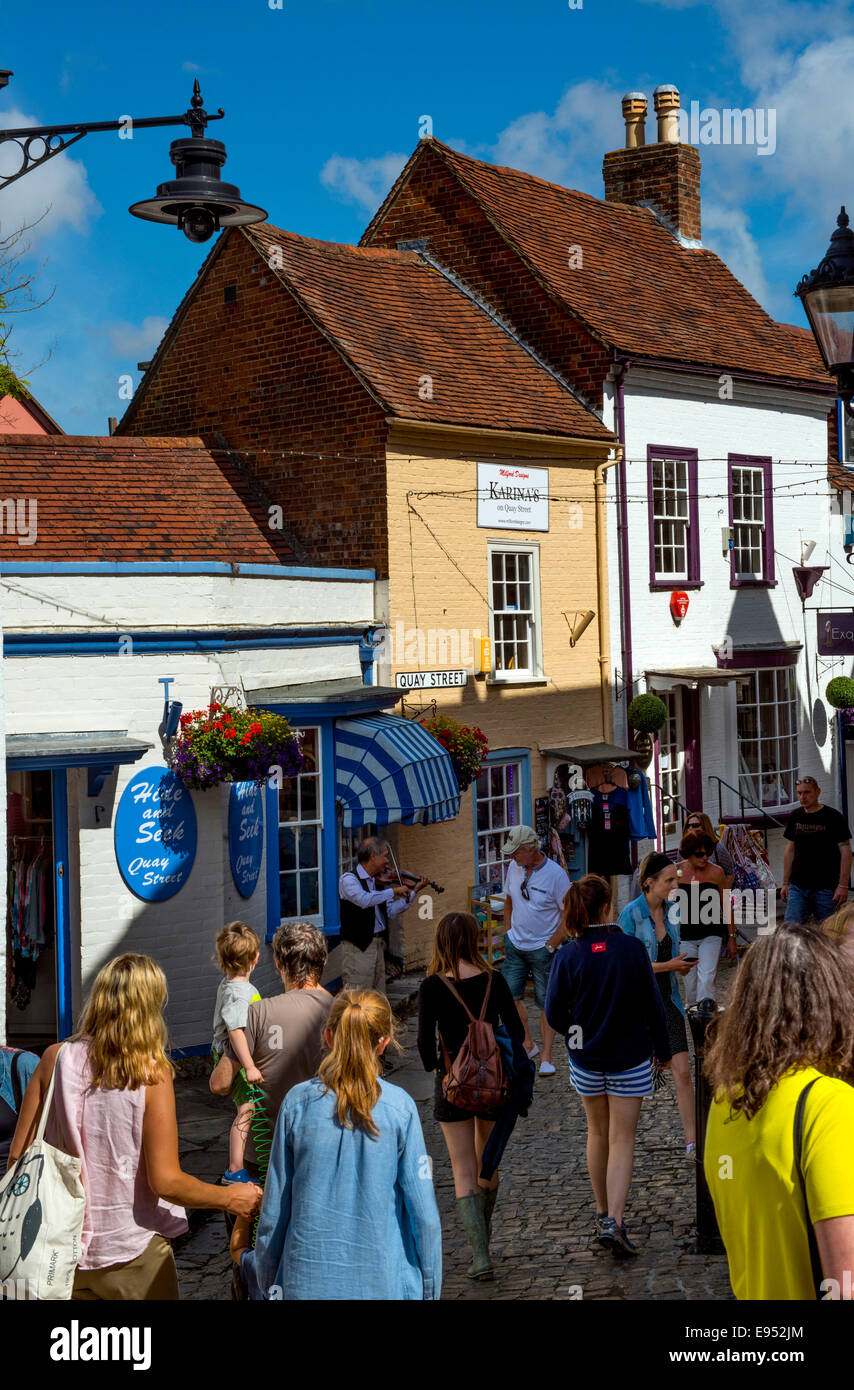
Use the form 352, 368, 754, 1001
676, 829, 734, 1008
619, 854, 698, 1158
682, 812, 735, 889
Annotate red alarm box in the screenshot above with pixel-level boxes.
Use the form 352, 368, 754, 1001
670, 590, 689, 623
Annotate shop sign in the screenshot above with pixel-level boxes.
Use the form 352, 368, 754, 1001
395, 670, 468, 689
477, 463, 549, 531
115, 767, 197, 901
817, 611, 854, 656
229, 781, 264, 898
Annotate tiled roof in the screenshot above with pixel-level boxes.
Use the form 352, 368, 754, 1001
0, 436, 293, 563
366, 139, 832, 389
244, 224, 615, 443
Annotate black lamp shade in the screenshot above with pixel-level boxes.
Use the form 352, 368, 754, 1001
130, 135, 266, 240
795, 207, 854, 392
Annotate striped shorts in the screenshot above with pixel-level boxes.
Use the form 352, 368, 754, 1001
568, 1056, 654, 1098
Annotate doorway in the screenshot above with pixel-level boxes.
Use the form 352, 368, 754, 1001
6, 769, 57, 1050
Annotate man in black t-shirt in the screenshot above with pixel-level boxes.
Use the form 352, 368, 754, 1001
782, 776, 852, 924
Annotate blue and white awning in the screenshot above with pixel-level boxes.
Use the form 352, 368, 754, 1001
334, 713, 461, 827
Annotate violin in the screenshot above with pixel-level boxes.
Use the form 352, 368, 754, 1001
375, 868, 445, 895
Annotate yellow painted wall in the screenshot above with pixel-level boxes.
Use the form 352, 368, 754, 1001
382, 425, 613, 968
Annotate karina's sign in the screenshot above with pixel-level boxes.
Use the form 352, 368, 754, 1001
395, 670, 468, 689
229, 781, 264, 898
817, 611, 854, 656
115, 767, 197, 901
477, 463, 549, 531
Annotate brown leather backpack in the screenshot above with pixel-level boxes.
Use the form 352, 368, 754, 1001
438, 974, 508, 1114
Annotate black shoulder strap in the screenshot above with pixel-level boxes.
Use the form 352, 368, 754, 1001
10, 1050, 24, 1112
793, 1077, 824, 1301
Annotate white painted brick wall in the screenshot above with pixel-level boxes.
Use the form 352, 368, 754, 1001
603, 371, 847, 873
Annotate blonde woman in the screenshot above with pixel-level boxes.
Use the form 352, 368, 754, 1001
232, 990, 442, 1300
8, 953, 261, 1300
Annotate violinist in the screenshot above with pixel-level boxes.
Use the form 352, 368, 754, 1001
338, 838, 428, 992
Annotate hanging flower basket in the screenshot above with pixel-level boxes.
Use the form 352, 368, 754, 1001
420, 713, 489, 793
169, 703, 305, 791
826, 677, 854, 713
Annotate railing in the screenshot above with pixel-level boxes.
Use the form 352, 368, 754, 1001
647, 781, 694, 834
708, 774, 787, 830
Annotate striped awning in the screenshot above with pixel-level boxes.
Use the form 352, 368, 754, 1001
334, 713, 461, 827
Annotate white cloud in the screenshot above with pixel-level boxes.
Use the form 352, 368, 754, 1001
182, 61, 201, 72
0, 105, 102, 242
490, 81, 624, 190
701, 202, 772, 306
320, 152, 408, 211
104, 316, 170, 359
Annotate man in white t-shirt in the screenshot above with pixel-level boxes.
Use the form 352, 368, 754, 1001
500, 824, 571, 1076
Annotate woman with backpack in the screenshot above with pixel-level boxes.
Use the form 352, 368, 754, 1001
7, 953, 261, 1299
232, 989, 442, 1299
545, 875, 671, 1258
417, 911, 525, 1281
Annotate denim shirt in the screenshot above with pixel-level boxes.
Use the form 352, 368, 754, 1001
618, 894, 685, 1016
251, 1076, 442, 1300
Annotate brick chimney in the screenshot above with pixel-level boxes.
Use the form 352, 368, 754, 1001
603, 85, 701, 243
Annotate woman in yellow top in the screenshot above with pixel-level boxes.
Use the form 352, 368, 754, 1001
704, 923, 854, 1300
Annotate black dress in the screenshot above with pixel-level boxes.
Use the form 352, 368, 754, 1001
417, 970, 526, 1123
654, 930, 689, 1057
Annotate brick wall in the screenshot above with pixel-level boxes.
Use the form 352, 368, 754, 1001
363, 143, 613, 407
117, 230, 392, 576
603, 143, 702, 242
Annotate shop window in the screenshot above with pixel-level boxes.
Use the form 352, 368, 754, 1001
488, 545, 542, 680
728, 455, 775, 586
6, 769, 56, 1048
657, 691, 684, 840
736, 667, 798, 809
475, 758, 524, 888
277, 727, 322, 922
338, 820, 378, 875
647, 448, 700, 587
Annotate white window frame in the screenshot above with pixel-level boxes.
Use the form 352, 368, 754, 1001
732, 466, 766, 581
277, 724, 323, 925
651, 456, 690, 581
736, 668, 798, 811
657, 690, 685, 846
487, 541, 543, 683
475, 758, 524, 889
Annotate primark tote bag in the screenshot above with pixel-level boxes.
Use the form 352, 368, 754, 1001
0, 1047, 85, 1299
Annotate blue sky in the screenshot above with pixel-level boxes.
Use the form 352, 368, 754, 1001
1, 0, 852, 433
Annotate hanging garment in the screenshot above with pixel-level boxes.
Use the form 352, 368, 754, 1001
585, 764, 629, 793
626, 774, 657, 841
587, 787, 632, 877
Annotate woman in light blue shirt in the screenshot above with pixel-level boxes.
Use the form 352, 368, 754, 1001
618, 853, 697, 1158
231, 989, 442, 1300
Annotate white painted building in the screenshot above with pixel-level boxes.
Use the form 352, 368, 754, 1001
604, 365, 846, 880
1, 436, 456, 1053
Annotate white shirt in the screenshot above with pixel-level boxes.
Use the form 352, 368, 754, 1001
338, 869, 414, 934
504, 855, 571, 950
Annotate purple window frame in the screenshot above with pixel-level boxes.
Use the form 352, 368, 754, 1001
728, 454, 776, 588
647, 445, 702, 590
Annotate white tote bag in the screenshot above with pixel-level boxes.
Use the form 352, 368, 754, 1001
0, 1047, 86, 1299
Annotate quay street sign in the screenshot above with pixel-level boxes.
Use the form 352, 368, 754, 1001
228, 780, 264, 898
395, 670, 468, 690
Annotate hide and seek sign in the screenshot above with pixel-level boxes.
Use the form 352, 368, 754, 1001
817, 611, 854, 656
115, 767, 197, 901
228, 781, 264, 898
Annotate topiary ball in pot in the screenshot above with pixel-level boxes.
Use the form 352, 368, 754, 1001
825, 676, 854, 710
628, 693, 668, 735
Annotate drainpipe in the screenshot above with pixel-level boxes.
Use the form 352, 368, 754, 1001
594, 450, 622, 741
613, 354, 633, 742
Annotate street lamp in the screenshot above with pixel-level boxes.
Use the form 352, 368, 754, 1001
0, 76, 266, 243
795, 207, 854, 416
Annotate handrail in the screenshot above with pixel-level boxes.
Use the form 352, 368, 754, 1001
647, 781, 694, 828
708, 774, 787, 829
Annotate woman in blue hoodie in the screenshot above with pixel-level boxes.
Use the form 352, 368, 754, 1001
545, 874, 670, 1258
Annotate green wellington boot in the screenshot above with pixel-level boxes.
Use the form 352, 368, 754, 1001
457, 1191, 494, 1281
482, 1184, 499, 1243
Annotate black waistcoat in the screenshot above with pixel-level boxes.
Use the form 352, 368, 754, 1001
339, 870, 388, 952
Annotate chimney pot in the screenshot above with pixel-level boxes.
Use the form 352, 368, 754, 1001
621, 92, 647, 149
653, 84, 681, 143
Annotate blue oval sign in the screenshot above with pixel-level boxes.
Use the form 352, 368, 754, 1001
115, 767, 197, 901
229, 781, 264, 898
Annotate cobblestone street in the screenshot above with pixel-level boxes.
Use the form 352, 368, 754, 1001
174, 964, 736, 1302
